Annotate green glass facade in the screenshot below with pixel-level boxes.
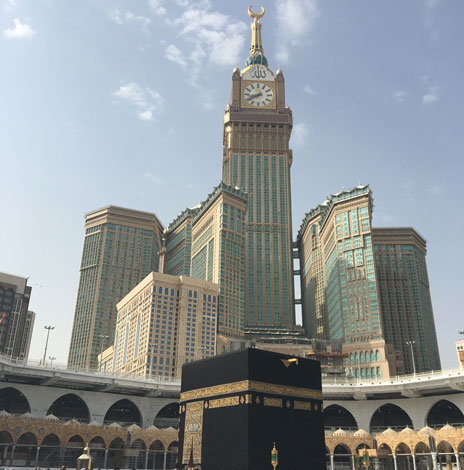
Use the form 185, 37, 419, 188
165, 210, 195, 277
298, 186, 383, 343
68, 206, 163, 370
166, 184, 247, 339
373, 228, 441, 373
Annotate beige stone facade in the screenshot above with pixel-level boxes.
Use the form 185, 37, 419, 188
342, 338, 405, 380
222, 53, 296, 330
100, 272, 218, 380
189, 185, 247, 340
326, 425, 464, 470
457, 339, 464, 368
0, 415, 177, 469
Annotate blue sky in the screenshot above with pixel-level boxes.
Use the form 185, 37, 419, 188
1, 0, 463, 369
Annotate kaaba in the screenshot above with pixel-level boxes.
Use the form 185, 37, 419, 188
178, 348, 326, 470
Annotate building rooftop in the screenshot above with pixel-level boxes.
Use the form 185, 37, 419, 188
297, 184, 371, 241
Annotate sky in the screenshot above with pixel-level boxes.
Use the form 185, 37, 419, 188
1, 0, 463, 370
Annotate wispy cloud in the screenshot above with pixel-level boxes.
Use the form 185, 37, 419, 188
4, 0, 18, 12
393, 90, 408, 103
144, 173, 162, 185
112, 83, 164, 121
292, 122, 309, 146
423, 0, 441, 40
303, 84, 316, 95
275, 0, 320, 64
170, 2, 247, 68
161, 1, 247, 109
427, 184, 443, 197
165, 44, 187, 67
422, 85, 439, 105
148, 0, 166, 16
3, 18, 35, 38
110, 9, 151, 32
402, 180, 415, 203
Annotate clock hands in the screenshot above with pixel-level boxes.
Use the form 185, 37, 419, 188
248, 90, 263, 99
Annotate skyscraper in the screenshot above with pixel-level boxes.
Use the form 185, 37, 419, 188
100, 272, 218, 380
68, 206, 164, 370
298, 186, 441, 377
298, 186, 381, 342
221, 7, 295, 329
373, 228, 441, 373
165, 183, 247, 341
297, 186, 404, 378
0, 272, 35, 361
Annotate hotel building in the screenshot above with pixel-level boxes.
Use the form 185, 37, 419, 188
165, 183, 247, 341
297, 186, 403, 378
101, 272, 218, 380
68, 206, 164, 370
221, 10, 295, 329
0, 272, 35, 361
373, 227, 441, 373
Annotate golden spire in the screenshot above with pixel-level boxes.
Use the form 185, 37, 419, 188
248, 5, 265, 54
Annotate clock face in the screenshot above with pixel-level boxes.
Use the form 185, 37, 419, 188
243, 82, 273, 107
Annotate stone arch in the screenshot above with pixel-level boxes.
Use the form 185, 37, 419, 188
324, 404, 358, 431
16, 432, 38, 466
370, 403, 413, 433
334, 443, 352, 454
415, 442, 430, 454
0, 431, 13, 467
154, 402, 179, 429
396, 443, 413, 470
148, 439, 165, 470
0, 387, 30, 415
47, 393, 90, 423
104, 398, 142, 427
89, 435, 106, 448
89, 436, 106, 469
377, 444, 394, 470
396, 443, 412, 454
436, 441, 454, 454
436, 441, 456, 468
356, 443, 371, 453
38, 434, 60, 467
129, 438, 146, 469
378, 443, 392, 456
64, 435, 85, 468
107, 437, 125, 469
426, 399, 464, 428
41, 433, 60, 446
167, 441, 179, 469
0, 430, 12, 444
458, 441, 464, 453
334, 443, 352, 468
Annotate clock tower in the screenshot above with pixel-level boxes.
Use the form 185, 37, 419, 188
222, 6, 295, 329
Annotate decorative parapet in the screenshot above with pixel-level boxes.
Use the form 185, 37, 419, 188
0, 415, 178, 450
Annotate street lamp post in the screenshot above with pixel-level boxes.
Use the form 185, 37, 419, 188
49, 356, 56, 368
42, 325, 55, 366
405, 340, 417, 375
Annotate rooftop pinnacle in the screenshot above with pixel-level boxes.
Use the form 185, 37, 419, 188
246, 5, 268, 67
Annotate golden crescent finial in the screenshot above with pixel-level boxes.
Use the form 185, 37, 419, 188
248, 5, 265, 20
